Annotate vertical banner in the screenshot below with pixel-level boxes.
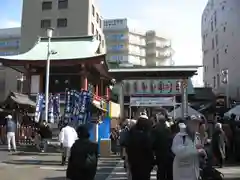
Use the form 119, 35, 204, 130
53, 93, 60, 120
48, 94, 54, 123
34, 93, 44, 123
63, 89, 71, 122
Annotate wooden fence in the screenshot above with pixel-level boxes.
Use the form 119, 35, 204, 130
0, 125, 39, 145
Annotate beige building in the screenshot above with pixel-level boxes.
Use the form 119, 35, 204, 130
0, 28, 21, 101
202, 0, 240, 98
20, 0, 105, 53
103, 18, 173, 67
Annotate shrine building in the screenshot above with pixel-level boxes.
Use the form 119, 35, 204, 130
108, 65, 201, 119
0, 36, 111, 106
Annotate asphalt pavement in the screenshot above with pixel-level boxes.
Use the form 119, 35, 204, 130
0, 146, 121, 180
1, 145, 240, 180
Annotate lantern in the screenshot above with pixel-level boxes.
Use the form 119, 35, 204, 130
150, 80, 155, 93
133, 81, 138, 92
141, 81, 147, 92
176, 80, 181, 92
158, 81, 163, 92
167, 81, 173, 93
125, 82, 130, 94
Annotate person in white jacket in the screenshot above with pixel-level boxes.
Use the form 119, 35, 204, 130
59, 122, 78, 165
172, 116, 207, 180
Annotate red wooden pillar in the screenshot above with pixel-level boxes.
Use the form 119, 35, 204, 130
100, 78, 104, 96
106, 86, 110, 100
80, 64, 88, 90
95, 84, 99, 96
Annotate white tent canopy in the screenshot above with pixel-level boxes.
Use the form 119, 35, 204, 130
224, 105, 240, 117
169, 105, 204, 119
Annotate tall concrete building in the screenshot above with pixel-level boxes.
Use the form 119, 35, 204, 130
202, 0, 240, 98
0, 28, 21, 100
103, 18, 173, 67
20, 0, 105, 53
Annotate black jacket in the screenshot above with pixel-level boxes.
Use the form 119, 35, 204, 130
126, 120, 154, 173
67, 139, 98, 180
152, 122, 173, 164
39, 125, 52, 139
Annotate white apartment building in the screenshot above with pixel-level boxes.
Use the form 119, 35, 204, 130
202, 0, 240, 98
20, 0, 105, 53
103, 18, 173, 67
0, 28, 21, 100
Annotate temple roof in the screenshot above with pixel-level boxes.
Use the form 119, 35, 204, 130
0, 36, 104, 62
108, 65, 201, 81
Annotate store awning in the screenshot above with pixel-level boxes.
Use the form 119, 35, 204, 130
92, 99, 107, 112
2, 92, 36, 108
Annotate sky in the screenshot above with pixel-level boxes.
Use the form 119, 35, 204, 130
0, 0, 208, 86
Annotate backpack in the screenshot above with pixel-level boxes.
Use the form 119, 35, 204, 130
119, 127, 129, 146
182, 135, 186, 144
201, 166, 224, 180
84, 153, 97, 169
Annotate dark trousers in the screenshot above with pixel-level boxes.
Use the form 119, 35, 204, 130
157, 163, 173, 180
131, 167, 151, 180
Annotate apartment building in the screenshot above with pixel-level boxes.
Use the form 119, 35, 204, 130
0, 28, 21, 100
202, 0, 240, 98
20, 0, 105, 53
103, 18, 173, 66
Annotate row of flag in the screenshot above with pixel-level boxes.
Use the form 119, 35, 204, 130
34, 93, 60, 123
64, 90, 92, 127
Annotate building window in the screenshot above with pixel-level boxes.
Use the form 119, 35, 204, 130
57, 18, 67, 27
215, 34, 218, 46
211, 21, 214, 31
223, 26, 226, 32
41, 19, 51, 28
212, 38, 215, 49
213, 57, 215, 68
91, 23, 94, 34
96, 30, 99, 40
217, 74, 220, 87
42, 1, 52, 10
216, 53, 219, 64
222, 6, 225, 10
214, 11, 217, 27
99, 20, 102, 28
96, 13, 99, 23
204, 66, 207, 72
58, 0, 68, 9
102, 40, 104, 48
92, 5, 95, 16
99, 35, 101, 42
213, 76, 216, 88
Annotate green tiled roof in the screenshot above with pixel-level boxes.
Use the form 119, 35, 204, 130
0, 36, 103, 61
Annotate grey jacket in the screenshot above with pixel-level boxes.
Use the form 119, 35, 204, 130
6, 120, 16, 133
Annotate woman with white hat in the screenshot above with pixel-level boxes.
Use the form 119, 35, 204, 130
171, 116, 207, 180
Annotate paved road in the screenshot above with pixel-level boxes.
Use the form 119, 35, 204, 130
107, 161, 240, 180
0, 150, 120, 180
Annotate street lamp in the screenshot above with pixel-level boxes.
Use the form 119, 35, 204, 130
17, 74, 26, 93
221, 69, 229, 108
44, 28, 54, 122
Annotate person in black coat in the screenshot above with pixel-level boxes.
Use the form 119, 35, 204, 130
125, 115, 154, 180
66, 125, 98, 180
152, 115, 173, 180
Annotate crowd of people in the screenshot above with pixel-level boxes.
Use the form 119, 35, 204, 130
115, 112, 227, 180
3, 110, 240, 180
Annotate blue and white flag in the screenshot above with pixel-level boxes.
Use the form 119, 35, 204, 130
53, 93, 60, 119
34, 93, 44, 123
48, 94, 54, 123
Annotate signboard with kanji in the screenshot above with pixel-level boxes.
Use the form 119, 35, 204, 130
123, 79, 193, 95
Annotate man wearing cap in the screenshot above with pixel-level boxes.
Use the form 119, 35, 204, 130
6, 115, 17, 152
